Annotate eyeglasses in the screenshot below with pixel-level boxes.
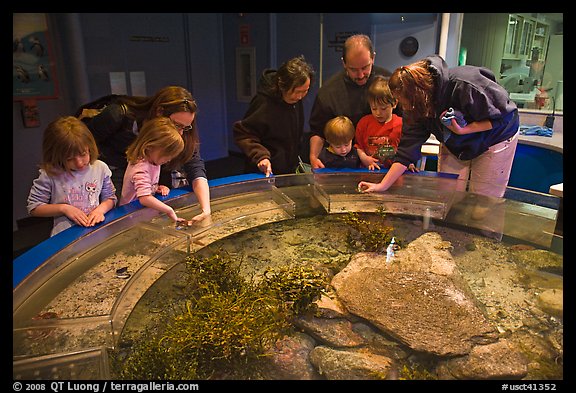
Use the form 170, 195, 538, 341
171, 119, 193, 133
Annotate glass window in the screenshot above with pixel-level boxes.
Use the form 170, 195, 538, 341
460, 13, 563, 114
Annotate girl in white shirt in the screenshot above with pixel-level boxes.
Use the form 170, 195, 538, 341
27, 116, 117, 236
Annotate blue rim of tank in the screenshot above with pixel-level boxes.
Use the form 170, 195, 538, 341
12, 169, 458, 289
12, 173, 262, 288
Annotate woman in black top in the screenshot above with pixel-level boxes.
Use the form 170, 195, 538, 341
77, 86, 211, 223
233, 55, 315, 177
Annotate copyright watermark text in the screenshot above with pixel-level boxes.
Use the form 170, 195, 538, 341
13, 382, 199, 393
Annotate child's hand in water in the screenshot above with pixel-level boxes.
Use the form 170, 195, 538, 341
189, 210, 211, 223
174, 217, 191, 229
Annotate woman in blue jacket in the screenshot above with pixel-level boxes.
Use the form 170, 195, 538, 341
358, 54, 519, 202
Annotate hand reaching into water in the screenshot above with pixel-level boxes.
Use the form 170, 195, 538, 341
189, 210, 212, 224
357, 181, 385, 193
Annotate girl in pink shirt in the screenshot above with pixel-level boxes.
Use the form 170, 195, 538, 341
120, 117, 186, 223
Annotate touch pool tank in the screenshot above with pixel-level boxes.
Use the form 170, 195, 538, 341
12, 171, 563, 380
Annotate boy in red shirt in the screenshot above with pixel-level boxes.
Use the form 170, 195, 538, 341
356, 75, 415, 171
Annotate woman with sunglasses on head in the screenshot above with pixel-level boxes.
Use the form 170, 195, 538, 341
77, 86, 210, 223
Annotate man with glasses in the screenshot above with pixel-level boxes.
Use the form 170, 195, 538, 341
309, 34, 392, 169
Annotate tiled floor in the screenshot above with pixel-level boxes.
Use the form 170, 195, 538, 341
13, 154, 247, 259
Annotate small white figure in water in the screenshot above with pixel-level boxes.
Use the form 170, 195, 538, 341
386, 237, 396, 264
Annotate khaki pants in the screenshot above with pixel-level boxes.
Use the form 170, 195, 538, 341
439, 131, 519, 239
438, 131, 519, 198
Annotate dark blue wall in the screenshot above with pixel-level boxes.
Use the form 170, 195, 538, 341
222, 13, 271, 153
80, 13, 189, 99
275, 13, 322, 140
78, 13, 229, 161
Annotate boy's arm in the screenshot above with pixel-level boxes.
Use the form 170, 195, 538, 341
357, 148, 380, 170
356, 147, 369, 162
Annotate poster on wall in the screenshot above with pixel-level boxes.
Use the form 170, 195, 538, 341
13, 13, 59, 100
